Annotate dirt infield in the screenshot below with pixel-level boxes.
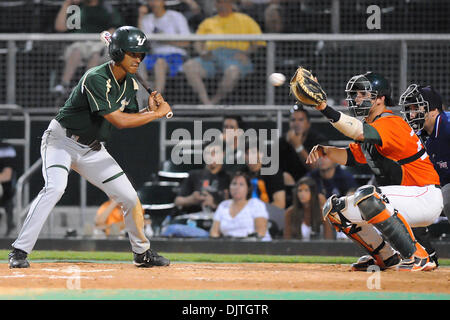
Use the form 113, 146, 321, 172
0, 262, 449, 295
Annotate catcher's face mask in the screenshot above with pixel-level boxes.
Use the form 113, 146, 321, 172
345, 75, 378, 118
399, 84, 429, 132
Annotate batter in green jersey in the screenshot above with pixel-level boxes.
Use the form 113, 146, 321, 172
56, 61, 141, 143
9, 26, 172, 269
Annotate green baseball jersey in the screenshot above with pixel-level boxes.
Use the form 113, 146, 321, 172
55, 61, 141, 142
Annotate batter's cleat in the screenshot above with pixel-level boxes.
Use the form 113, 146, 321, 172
351, 253, 401, 271
8, 248, 30, 268
396, 255, 437, 272
429, 251, 439, 268
133, 249, 170, 267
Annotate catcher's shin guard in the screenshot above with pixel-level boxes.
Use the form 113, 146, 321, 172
354, 185, 428, 260
323, 194, 393, 268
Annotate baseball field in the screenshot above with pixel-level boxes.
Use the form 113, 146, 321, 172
0, 250, 449, 300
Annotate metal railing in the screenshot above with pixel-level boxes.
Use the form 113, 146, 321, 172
15, 157, 42, 222
0, 104, 31, 203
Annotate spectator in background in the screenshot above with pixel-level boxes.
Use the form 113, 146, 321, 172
221, 115, 247, 175
164, 0, 203, 31
278, 103, 328, 186
245, 141, 286, 209
237, 0, 271, 32
0, 141, 17, 236
138, 0, 191, 94
183, 0, 266, 105
307, 156, 358, 199
210, 171, 271, 240
284, 176, 333, 240
175, 144, 230, 214
195, 0, 216, 18
264, 0, 306, 33
53, 0, 124, 100
95, 199, 125, 236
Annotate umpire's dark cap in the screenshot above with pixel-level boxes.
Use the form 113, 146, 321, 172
419, 86, 443, 112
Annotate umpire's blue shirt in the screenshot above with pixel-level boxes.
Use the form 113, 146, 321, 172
421, 111, 450, 187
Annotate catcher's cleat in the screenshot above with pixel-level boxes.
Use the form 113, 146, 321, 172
396, 240, 437, 272
133, 249, 170, 267
396, 255, 437, 272
8, 248, 30, 269
351, 253, 401, 272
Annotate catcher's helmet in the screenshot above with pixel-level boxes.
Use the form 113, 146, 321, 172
345, 72, 393, 117
399, 84, 443, 132
109, 26, 149, 63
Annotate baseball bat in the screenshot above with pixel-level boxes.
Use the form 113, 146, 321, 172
134, 72, 173, 119
100, 31, 173, 119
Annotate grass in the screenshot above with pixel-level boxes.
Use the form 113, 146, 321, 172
1, 250, 449, 265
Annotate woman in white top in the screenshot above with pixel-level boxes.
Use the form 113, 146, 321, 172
210, 172, 271, 241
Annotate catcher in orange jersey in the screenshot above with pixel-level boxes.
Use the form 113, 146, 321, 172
297, 70, 443, 271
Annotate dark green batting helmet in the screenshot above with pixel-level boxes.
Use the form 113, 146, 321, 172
109, 26, 149, 63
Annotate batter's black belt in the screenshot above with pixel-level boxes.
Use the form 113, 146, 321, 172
65, 129, 95, 146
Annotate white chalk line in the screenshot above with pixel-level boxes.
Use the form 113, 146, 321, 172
0, 273, 113, 280
0, 268, 115, 280
40, 268, 115, 273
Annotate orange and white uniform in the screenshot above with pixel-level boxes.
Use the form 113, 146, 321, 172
343, 110, 443, 227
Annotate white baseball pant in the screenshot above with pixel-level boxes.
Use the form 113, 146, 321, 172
338, 184, 443, 260
13, 119, 150, 254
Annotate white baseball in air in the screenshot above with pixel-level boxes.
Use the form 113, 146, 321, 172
268, 73, 286, 86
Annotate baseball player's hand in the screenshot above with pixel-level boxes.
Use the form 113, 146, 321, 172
156, 101, 172, 119
306, 144, 327, 164
147, 91, 158, 112
148, 91, 172, 118
153, 91, 165, 106
315, 101, 327, 111
147, 91, 161, 111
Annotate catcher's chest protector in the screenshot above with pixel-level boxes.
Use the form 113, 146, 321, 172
360, 141, 403, 186
360, 113, 426, 186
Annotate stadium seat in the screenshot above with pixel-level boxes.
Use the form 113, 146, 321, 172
137, 181, 180, 233
158, 159, 203, 183
265, 203, 285, 238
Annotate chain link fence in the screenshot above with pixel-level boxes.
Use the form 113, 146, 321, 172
0, 34, 449, 109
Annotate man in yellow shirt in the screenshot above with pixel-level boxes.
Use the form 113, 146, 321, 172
183, 0, 265, 105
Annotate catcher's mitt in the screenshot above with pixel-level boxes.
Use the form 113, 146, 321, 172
290, 67, 327, 107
